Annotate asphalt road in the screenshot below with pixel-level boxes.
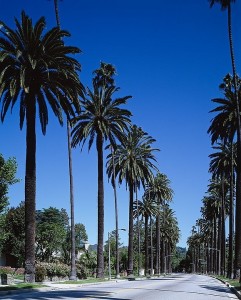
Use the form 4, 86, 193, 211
1, 273, 239, 300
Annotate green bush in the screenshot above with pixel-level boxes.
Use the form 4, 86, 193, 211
0, 267, 14, 275
36, 262, 70, 279
35, 265, 47, 282
76, 265, 87, 279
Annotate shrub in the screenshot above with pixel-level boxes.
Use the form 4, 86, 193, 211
76, 264, 87, 279
36, 262, 70, 279
0, 266, 14, 275
35, 265, 47, 282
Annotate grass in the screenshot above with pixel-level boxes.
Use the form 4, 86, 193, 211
0, 283, 46, 291
59, 278, 108, 284
214, 275, 241, 291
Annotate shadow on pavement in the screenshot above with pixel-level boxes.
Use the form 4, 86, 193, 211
3, 289, 130, 300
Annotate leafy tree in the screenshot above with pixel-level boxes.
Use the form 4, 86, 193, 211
62, 223, 88, 264
0, 12, 83, 282
78, 250, 97, 277
71, 63, 132, 278
0, 154, 19, 213
36, 207, 69, 262
75, 223, 88, 247
0, 154, 19, 252
3, 201, 25, 267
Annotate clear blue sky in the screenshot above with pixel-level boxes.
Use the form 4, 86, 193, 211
1, 0, 241, 248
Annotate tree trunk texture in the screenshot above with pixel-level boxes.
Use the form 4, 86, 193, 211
97, 133, 104, 278
127, 182, 134, 275
25, 99, 36, 283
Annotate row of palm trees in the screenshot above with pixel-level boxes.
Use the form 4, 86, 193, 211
0, 9, 179, 282
187, 0, 241, 278
133, 174, 179, 275
187, 63, 240, 278
208, 0, 241, 278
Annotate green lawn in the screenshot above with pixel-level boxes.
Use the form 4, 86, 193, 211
0, 283, 45, 291
56, 278, 108, 284
215, 275, 241, 291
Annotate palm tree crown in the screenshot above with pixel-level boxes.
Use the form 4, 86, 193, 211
0, 11, 83, 129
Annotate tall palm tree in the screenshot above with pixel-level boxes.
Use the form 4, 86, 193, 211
160, 204, 179, 273
208, 178, 229, 275
209, 0, 241, 275
71, 64, 132, 278
146, 173, 173, 275
93, 62, 122, 278
107, 125, 159, 276
0, 12, 83, 282
208, 74, 240, 144
208, 74, 239, 277
133, 195, 159, 275
209, 142, 236, 276
51, 0, 80, 280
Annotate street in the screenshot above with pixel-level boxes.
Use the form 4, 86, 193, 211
1, 273, 238, 300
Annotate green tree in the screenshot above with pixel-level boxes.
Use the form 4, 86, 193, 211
0, 154, 19, 213
0, 12, 83, 282
107, 125, 159, 275
62, 223, 88, 265
36, 207, 69, 262
71, 63, 132, 278
3, 201, 25, 267
78, 250, 97, 277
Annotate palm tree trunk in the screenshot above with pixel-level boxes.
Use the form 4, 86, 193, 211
227, 3, 241, 279
25, 99, 36, 283
68, 121, 76, 280
97, 132, 104, 278
228, 145, 234, 278
221, 178, 226, 276
127, 181, 134, 276
155, 206, 160, 275
150, 217, 153, 275
144, 214, 149, 275
111, 147, 120, 278
136, 189, 141, 277
53, 0, 76, 280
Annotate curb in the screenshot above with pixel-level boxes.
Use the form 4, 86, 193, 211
226, 283, 241, 300
214, 277, 241, 299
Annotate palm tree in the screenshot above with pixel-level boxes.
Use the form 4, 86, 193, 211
71, 64, 132, 278
0, 12, 83, 282
160, 204, 179, 273
208, 74, 239, 277
146, 173, 173, 275
133, 195, 159, 275
209, 142, 236, 276
208, 74, 240, 144
209, 0, 241, 275
107, 125, 159, 276
93, 62, 122, 278
51, 0, 80, 281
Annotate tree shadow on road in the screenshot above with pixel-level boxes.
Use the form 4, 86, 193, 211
3, 289, 130, 300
